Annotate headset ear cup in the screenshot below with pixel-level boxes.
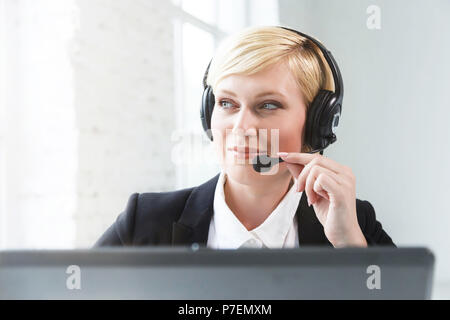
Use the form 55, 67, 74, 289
200, 85, 215, 141
304, 90, 335, 152
304, 91, 325, 151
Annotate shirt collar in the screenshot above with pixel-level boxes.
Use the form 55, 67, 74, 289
212, 170, 302, 249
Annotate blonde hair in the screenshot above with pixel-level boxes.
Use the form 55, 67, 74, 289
206, 26, 335, 152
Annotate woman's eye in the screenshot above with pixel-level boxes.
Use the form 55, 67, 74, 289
261, 103, 279, 110
217, 100, 280, 111
218, 100, 234, 109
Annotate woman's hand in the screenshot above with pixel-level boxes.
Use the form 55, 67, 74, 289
277, 152, 368, 248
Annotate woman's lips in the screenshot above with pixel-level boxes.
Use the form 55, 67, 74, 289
227, 147, 267, 160
229, 150, 263, 159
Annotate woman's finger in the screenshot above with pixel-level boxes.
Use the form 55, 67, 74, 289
312, 178, 330, 201
298, 163, 342, 196
314, 186, 330, 201
278, 152, 318, 166
278, 152, 349, 177
310, 173, 342, 203
304, 165, 341, 204
314, 172, 343, 204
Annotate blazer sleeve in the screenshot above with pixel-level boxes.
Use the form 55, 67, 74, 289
358, 200, 396, 247
93, 193, 139, 247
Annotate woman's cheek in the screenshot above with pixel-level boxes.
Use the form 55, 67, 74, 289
210, 121, 227, 165
279, 124, 303, 152
211, 131, 224, 163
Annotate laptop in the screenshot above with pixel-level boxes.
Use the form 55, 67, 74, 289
0, 246, 434, 299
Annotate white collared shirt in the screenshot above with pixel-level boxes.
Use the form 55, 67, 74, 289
207, 171, 303, 249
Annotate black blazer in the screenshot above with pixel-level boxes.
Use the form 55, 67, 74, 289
94, 173, 395, 247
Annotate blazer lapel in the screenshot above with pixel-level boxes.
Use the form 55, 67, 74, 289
171, 173, 220, 246
296, 191, 333, 246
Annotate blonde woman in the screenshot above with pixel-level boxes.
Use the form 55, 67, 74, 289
95, 26, 394, 248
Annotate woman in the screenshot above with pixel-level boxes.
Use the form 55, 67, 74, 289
94, 26, 394, 248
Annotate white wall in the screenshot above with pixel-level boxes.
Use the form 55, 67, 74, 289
0, 0, 176, 248
279, 0, 450, 293
71, 0, 176, 247
1, 0, 78, 248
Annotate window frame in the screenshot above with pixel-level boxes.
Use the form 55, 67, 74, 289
171, 0, 232, 188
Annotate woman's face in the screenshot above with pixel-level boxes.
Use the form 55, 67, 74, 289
210, 60, 307, 185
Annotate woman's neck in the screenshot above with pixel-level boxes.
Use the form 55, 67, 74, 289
223, 171, 293, 231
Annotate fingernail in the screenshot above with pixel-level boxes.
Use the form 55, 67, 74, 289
277, 152, 288, 157
307, 199, 311, 207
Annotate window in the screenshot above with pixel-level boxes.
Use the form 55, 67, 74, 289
172, 0, 279, 188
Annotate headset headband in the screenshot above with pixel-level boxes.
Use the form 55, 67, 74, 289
278, 26, 343, 100
203, 26, 343, 103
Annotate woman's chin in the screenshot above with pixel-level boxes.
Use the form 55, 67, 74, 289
225, 162, 279, 181
222, 153, 282, 178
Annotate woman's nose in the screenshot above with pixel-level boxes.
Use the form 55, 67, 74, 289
231, 107, 258, 137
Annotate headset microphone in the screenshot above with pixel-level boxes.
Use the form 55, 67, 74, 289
252, 155, 285, 173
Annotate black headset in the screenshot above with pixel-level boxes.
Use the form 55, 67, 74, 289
200, 26, 343, 155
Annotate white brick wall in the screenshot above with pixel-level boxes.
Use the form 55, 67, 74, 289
71, 0, 176, 247
1, 0, 177, 248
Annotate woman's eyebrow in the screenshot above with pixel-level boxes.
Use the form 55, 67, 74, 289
216, 89, 286, 98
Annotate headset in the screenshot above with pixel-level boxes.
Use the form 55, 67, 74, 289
200, 26, 343, 155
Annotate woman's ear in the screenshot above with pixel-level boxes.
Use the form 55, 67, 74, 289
301, 143, 311, 153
